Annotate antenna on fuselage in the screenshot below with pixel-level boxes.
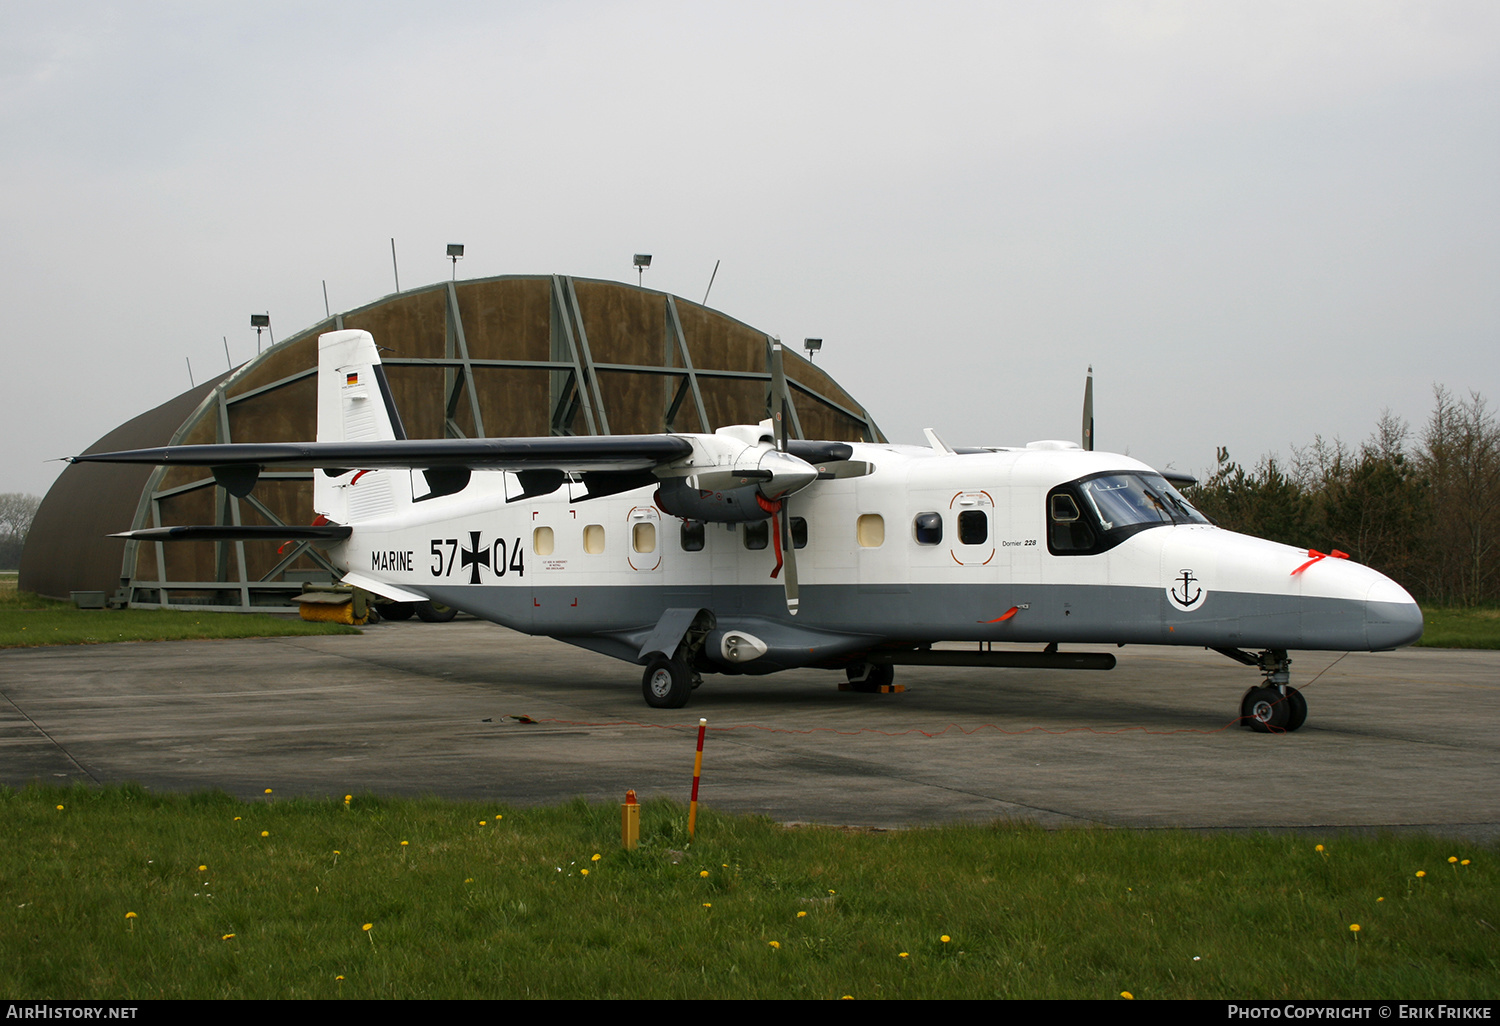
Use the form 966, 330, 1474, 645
1082, 365, 1094, 451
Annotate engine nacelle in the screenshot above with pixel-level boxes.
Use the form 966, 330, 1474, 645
656, 478, 770, 523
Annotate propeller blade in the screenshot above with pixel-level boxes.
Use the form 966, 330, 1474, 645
769, 338, 790, 452
688, 468, 773, 491
780, 503, 800, 616
1082, 365, 1094, 452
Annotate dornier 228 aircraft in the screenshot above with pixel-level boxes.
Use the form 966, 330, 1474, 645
73, 329, 1424, 732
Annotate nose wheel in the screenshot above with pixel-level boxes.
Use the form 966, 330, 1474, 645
1240, 684, 1306, 732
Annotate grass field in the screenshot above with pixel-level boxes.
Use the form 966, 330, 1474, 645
1414, 606, 1500, 649
0, 581, 359, 647
0, 786, 1493, 1000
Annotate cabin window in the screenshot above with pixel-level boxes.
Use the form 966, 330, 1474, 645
532, 526, 554, 556
632, 522, 656, 554
790, 516, 808, 549
583, 524, 605, 554
913, 512, 942, 545
744, 520, 770, 550
857, 513, 885, 548
958, 509, 988, 545
680, 520, 705, 552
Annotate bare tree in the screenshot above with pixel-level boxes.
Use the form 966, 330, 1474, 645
1418, 388, 1500, 605
0, 493, 41, 571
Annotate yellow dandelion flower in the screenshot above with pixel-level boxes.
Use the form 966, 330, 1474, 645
222, 934, 235, 941
1315, 844, 1324, 852
479, 821, 486, 826
1378, 897, 1385, 902
362, 923, 373, 931
56, 805, 64, 811
401, 840, 409, 846
344, 795, 351, 802
198, 865, 207, 872
899, 952, 908, 959
700, 870, 709, 878
1350, 924, 1360, 932
1462, 860, 1471, 866
1416, 870, 1426, 878
941, 935, 951, 943
234, 816, 241, 821
336, 976, 344, 981
702, 903, 712, 908
260, 831, 269, 837
591, 854, 601, 862
842, 996, 853, 1000
264, 789, 272, 794
797, 911, 807, 918
1121, 992, 1134, 1000
1449, 856, 1458, 863
580, 869, 589, 876
464, 878, 473, 883
125, 912, 137, 919
768, 941, 780, 949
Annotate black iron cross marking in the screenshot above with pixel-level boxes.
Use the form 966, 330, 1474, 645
460, 531, 490, 584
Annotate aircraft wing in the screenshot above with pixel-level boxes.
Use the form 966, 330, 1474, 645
69, 435, 695, 473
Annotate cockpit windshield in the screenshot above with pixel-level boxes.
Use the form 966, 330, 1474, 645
1079, 474, 1209, 531
1049, 472, 1209, 555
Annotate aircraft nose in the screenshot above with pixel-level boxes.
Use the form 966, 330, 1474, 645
1364, 578, 1423, 650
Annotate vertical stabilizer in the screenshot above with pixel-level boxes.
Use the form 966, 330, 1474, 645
314, 330, 408, 523
317, 330, 405, 443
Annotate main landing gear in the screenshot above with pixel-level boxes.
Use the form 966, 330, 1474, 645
843, 662, 896, 693
1217, 648, 1307, 732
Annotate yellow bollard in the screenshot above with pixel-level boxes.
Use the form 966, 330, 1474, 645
621, 789, 640, 850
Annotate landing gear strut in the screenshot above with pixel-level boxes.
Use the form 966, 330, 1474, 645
1218, 648, 1307, 733
844, 662, 895, 693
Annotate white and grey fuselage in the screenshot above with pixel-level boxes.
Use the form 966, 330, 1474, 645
331, 442, 1423, 674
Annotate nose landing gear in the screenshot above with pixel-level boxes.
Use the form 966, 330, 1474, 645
1217, 648, 1308, 732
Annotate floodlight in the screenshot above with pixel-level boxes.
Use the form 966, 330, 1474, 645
447, 243, 465, 279
250, 313, 271, 355
803, 338, 823, 360
634, 253, 652, 286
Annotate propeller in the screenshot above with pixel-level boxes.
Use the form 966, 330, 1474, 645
1082, 365, 1094, 452
768, 339, 800, 615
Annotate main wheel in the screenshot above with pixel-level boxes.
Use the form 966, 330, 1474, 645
845, 663, 895, 693
382, 602, 416, 621
1245, 686, 1290, 733
642, 656, 692, 709
1283, 686, 1308, 732
416, 601, 457, 623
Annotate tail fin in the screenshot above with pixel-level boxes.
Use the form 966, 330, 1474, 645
317, 329, 406, 443
314, 330, 409, 523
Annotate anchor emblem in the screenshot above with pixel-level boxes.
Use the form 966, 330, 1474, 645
1169, 568, 1204, 610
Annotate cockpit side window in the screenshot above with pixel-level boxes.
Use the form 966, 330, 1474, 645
1048, 492, 1097, 553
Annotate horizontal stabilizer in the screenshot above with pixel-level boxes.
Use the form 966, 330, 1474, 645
109, 525, 353, 543
340, 571, 426, 604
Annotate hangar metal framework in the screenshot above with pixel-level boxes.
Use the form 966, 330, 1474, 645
23, 275, 883, 610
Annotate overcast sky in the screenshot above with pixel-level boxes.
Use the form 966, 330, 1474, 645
3, 1, 1497, 499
